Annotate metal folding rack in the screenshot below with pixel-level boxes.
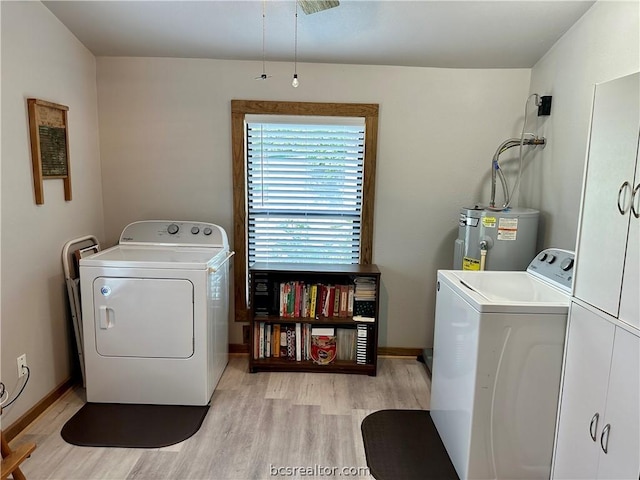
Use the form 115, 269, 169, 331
62, 235, 100, 387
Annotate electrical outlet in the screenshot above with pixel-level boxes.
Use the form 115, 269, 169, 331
17, 354, 27, 378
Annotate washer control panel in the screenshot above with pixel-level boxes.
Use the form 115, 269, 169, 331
119, 220, 228, 248
526, 248, 575, 292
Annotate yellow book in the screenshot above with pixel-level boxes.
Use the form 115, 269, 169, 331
309, 284, 318, 318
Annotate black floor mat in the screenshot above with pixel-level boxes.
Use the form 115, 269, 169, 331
61, 403, 209, 448
361, 409, 459, 480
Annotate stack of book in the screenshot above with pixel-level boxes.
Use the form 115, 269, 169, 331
353, 277, 377, 322
336, 328, 357, 361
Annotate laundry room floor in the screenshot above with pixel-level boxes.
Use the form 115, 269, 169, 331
13, 355, 431, 480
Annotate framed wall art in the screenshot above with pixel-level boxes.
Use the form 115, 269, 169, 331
27, 98, 71, 204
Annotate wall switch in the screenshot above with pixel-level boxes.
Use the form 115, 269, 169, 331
17, 354, 27, 377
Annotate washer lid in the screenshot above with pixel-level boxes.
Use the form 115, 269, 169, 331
438, 270, 570, 314
79, 245, 225, 270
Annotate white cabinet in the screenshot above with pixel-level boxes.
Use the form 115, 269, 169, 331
553, 72, 640, 480
552, 302, 639, 480
572, 72, 639, 330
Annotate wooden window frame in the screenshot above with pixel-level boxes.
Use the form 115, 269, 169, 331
231, 100, 379, 322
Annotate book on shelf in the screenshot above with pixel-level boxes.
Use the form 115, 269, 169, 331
339, 285, 348, 317
295, 323, 302, 361
347, 285, 354, 316
279, 283, 285, 317
309, 284, 318, 319
253, 273, 272, 316
305, 324, 311, 360
286, 325, 295, 360
311, 327, 337, 365
265, 324, 271, 357
280, 327, 288, 358
324, 285, 336, 317
294, 282, 302, 318
259, 323, 265, 359
353, 315, 375, 322
356, 324, 368, 365
272, 324, 280, 358
337, 328, 356, 361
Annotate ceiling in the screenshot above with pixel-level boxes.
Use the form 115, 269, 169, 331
43, 0, 596, 69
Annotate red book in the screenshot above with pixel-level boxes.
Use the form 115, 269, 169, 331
320, 285, 329, 316
339, 286, 348, 317
294, 282, 302, 318
327, 286, 336, 317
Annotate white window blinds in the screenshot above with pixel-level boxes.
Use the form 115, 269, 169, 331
246, 116, 365, 265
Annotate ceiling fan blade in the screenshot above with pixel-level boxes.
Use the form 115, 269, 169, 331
297, 0, 339, 15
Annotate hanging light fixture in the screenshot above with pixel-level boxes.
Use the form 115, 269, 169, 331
292, 0, 300, 87
256, 0, 271, 80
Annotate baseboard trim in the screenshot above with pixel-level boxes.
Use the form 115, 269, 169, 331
378, 347, 422, 357
229, 343, 250, 354
3, 377, 76, 442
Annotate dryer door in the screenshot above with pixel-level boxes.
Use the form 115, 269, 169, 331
93, 277, 194, 358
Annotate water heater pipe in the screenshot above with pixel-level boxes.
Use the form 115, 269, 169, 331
489, 93, 548, 210
479, 240, 488, 271
489, 136, 546, 209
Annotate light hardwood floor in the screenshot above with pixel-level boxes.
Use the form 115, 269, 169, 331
11, 355, 431, 480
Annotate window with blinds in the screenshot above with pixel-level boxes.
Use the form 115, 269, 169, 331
246, 116, 365, 265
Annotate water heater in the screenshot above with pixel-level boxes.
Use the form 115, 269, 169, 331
453, 206, 539, 271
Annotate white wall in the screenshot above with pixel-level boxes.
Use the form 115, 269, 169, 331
96, 57, 531, 349
524, 0, 639, 249
1, 1, 104, 426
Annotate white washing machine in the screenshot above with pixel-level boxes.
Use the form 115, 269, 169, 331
79, 220, 233, 406
430, 248, 574, 480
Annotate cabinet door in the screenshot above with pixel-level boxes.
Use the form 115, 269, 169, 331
574, 72, 640, 317
597, 327, 640, 480
619, 145, 640, 330
552, 303, 615, 479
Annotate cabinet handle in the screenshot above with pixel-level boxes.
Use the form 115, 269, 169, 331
600, 423, 611, 454
589, 412, 600, 441
618, 181, 631, 215
632, 183, 639, 219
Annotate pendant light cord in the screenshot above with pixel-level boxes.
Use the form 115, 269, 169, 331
291, 0, 300, 87
262, 0, 267, 75
294, 1, 298, 75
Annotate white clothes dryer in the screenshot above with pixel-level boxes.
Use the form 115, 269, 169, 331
80, 220, 233, 406
430, 248, 574, 480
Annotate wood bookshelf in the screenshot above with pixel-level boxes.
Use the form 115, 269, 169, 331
248, 263, 381, 376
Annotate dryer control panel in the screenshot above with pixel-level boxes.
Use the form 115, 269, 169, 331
526, 248, 575, 293
119, 220, 229, 248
